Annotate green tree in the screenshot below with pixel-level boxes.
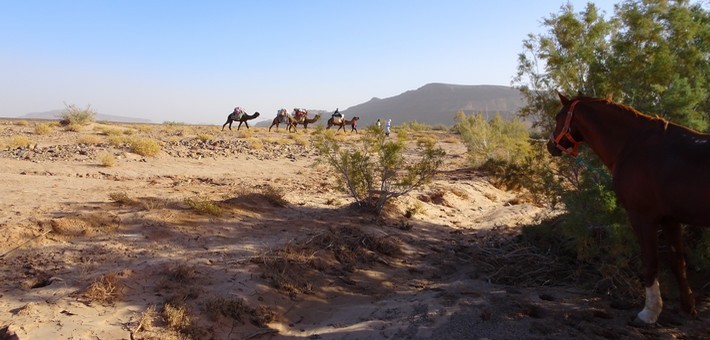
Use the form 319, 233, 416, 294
608, 0, 709, 130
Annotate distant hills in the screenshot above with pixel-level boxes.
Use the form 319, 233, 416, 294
256, 83, 525, 128
17, 110, 152, 123
342, 83, 524, 127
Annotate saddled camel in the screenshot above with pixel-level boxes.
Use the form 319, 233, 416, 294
222, 111, 261, 131
327, 116, 359, 133
269, 109, 296, 132
291, 114, 321, 130
269, 113, 321, 132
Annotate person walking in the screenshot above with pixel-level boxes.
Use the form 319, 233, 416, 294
385, 119, 391, 137
376, 119, 381, 128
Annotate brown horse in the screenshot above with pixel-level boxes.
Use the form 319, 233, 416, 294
326, 116, 359, 133
548, 93, 709, 325
222, 111, 261, 131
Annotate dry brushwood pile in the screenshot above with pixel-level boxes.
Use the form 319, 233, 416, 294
0, 119, 707, 339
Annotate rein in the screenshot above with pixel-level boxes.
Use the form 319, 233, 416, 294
550, 100, 582, 156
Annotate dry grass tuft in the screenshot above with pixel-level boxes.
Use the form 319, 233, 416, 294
95, 126, 124, 136
196, 134, 215, 142
163, 263, 197, 283
98, 151, 116, 167
133, 305, 157, 334
246, 137, 263, 149
50, 213, 121, 237
34, 123, 53, 135
128, 137, 161, 157
2, 136, 33, 149
77, 134, 104, 145
184, 196, 223, 216
109, 191, 136, 205
163, 303, 192, 334
289, 134, 309, 146
205, 297, 275, 327
83, 272, 122, 305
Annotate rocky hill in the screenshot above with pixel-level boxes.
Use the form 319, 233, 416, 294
342, 83, 524, 127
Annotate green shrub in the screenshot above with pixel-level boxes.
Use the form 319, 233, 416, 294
453, 111, 532, 167
313, 126, 445, 214
59, 103, 96, 126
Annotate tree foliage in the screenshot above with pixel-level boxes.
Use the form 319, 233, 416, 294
312, 125, 445, 214
515, 0, 709, 132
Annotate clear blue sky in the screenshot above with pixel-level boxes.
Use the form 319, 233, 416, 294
0, 1, 617, 124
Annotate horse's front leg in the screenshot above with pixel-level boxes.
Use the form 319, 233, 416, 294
629, 213, 662, 324
661, 220, 696, 318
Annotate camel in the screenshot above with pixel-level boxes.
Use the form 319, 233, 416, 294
222, 111, 261, 131
269, 113, 321, 133
269, 109, 293, 132
326, 116, 359, 133
291, 114, 321, 130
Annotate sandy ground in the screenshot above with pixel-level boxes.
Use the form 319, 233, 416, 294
0, 120, 707, 339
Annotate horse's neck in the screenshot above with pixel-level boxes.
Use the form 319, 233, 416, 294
577, 103, 657, 171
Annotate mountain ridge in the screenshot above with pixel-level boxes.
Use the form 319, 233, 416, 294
340, 83, 524, 127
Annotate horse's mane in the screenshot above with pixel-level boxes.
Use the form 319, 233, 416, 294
574, 95, 672, 130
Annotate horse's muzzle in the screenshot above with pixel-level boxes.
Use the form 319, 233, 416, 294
546, 140, 562, 156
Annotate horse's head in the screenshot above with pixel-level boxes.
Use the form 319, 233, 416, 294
547, 92, 584, 157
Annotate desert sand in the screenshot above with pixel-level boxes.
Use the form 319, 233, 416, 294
0, 119, 707, 339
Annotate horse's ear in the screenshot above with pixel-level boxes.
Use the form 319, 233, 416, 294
557, 91, 570, 105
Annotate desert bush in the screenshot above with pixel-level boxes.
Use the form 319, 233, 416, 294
34, 123, 53, 135
98, 152, 116, 167
134, 305, 157, 334
453, 111, 532, 167
128, 137, 161, 157
94, 126, 123, 136
163, 303, 192, 334
59, 103, 96, 126
196, 134, 214, 142
313, 125, 445, 213
77, 134, 103, 145
184, 196, 223, 216
289, 134, 309, 146
246, 138, 263, 150
15, 120, 29, 126
108, 135, 129, 146
4, 136, 33, 149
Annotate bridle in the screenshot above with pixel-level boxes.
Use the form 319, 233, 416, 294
550, 100, 581, 156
